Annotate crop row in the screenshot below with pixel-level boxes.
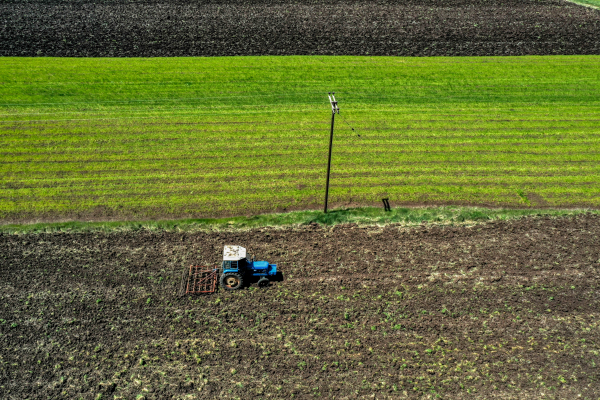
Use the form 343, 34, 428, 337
1, 56, 599, 221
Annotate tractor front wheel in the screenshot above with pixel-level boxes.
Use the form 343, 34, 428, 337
220, 273, 243, 290
258, 277, 270, 288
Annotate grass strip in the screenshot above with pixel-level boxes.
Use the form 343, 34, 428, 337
565, 0, 600, 9
1, 56, 600, 221
0, 206, 595, 234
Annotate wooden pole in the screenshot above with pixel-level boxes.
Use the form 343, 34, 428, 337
324, 110, 335, 213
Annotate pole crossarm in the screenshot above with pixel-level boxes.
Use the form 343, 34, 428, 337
328, 92, 339, 114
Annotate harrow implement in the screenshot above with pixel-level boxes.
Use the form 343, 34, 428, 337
178, 266, 218, 296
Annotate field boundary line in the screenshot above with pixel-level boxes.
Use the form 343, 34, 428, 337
563, 0, 600, 9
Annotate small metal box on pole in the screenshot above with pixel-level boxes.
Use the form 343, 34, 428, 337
324, 92, 339, 213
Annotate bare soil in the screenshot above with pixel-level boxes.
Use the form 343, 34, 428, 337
1, 0, 599, 57
1, 214, 600, 398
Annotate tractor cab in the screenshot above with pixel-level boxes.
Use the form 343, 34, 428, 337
220, 245, 277, 290
222, 244, 249, 272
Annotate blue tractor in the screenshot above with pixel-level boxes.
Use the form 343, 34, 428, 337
220, 245, 278, 290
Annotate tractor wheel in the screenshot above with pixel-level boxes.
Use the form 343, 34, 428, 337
258, 277, 270, 288
220, 273, 243, 290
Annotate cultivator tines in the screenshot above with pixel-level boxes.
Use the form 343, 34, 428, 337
184, 266, 218, 295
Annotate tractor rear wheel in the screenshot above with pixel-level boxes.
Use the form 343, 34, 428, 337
220, 273, 243, 290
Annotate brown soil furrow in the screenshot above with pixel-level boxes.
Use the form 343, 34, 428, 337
1, 214, 599, 398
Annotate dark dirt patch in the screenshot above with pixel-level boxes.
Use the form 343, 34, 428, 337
1, 213, 600, 398
527, 192, 551, 207
1, 0, 599, 57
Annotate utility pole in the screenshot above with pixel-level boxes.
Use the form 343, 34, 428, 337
324, 92, 339, 213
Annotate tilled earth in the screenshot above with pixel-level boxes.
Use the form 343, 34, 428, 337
1, 0, 599, 57
1, 214, 600, 399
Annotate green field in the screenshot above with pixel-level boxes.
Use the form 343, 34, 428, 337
566, 0, 600, 8
1, 56, 599, 223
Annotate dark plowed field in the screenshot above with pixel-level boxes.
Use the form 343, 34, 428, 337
1, 214, 600, 399
1, 0, 599, 57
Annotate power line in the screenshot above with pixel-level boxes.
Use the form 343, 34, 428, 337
2, 88, 595, 108
337, 112, 361, 138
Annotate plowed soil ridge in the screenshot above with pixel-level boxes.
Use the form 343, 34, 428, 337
1, 0, 599, 56
1, 214, 600, 398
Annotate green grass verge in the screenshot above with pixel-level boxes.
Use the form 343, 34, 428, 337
0, 206, 595, 234
1, 56, 600, 222
565, 0, 600, 9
